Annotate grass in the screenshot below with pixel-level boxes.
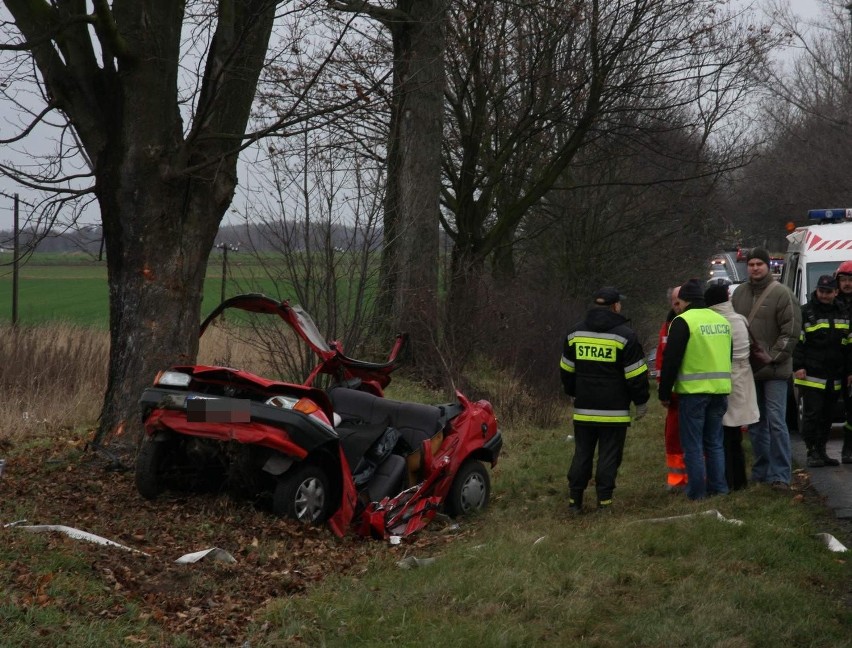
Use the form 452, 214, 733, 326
0, 254, 292, 328
0, 534, 160, 648
0, 251, 380, 330
247, 396, 852, 647
0, 325, 850, 646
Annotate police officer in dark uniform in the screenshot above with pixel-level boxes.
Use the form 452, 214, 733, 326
793, 274, 850, 467
559, 287, 650, 514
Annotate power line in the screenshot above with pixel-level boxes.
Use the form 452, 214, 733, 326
0, 190, 37, 209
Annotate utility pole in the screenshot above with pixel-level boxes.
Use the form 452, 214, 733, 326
12, 194, 19, 326
215, 242, 239, 304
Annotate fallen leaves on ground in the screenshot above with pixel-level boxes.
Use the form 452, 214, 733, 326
1, 436, 459, 645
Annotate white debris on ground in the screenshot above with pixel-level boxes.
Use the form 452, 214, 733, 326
174, 547, 237, 564
630, 509, 743, 526
813, 533, 849, 553
10, 522, 150, 555
5, 519, 241, 562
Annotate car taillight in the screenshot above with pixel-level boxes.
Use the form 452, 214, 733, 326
293, 398, 320, 415
294, 398, 333, 428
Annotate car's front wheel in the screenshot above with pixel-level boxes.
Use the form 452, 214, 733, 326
136, 436, 178, 500
273, 462, 334, 523
444, 460, 490, 517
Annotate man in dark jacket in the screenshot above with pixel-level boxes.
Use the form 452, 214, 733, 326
793, 275, 850, 467
560, 287, 650, 514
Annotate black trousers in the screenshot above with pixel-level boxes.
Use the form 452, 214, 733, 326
842, 379, 852, 451
723, 425, 748, 491
801, 383, 839, 449
568, 424, 627, 502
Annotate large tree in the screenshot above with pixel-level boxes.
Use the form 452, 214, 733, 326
0, 1, 359, 448
328, 0, 446, 355
441, 0, 775, 310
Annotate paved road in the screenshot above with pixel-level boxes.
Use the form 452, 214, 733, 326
790, 432, 852, 519
716, 250, 748, 283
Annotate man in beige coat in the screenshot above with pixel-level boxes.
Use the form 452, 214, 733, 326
706, 284, 760, 490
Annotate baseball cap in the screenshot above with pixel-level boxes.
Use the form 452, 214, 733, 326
593, 286, 624, 306
817, 274, 837, 290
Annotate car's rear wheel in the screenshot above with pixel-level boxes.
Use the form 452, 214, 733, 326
444, 460, 490, 517
136, 436, 178, 500
273, 462, 334, 523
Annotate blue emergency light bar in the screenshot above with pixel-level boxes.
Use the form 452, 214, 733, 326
807, 208, 852, 222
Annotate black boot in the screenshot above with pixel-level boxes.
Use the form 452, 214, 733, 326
568, 491, 583, 515
843, 430, 852, 464
818, 446, 840, 467
807, 448, 825, 468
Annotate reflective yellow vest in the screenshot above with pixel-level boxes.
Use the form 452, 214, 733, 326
672, 309, 732, 395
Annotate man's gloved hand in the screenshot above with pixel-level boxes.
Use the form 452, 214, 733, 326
634, 402, 648, 420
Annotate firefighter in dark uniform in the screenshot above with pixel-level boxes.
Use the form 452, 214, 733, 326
559, 287, 650, 514
793, 274, 850, 467
833, 261, 852, 463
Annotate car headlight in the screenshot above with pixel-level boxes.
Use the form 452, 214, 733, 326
155, 370, 192, 388
265, 395, 299, 409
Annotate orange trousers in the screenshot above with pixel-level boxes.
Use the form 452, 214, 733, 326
665, 396, 687, 488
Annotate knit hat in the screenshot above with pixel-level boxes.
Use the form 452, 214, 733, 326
593, 286, 624, 306
747, 247, 771, 266
678, 278, 705, 303
704, 284, 730, 307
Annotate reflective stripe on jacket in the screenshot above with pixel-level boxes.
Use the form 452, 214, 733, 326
573, 407, 632, 424
792, 293, 850, 383
793, 375, 842, 391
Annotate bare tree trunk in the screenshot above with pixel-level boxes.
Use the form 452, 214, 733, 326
379, 0, 445, 358
95, 164, 226, 447
447, 238, 485, 330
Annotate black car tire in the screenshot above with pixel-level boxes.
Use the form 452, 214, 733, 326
444, 460, 490, 517
136, 437, 176, 500
273, 462, 334, 524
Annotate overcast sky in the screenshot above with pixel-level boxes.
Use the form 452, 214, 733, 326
0, 0, 841, 234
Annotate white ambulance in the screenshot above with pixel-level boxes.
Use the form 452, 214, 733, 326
781, 208, 852, 304
780, 208, 852, 431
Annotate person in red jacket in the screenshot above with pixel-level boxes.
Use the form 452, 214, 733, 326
656, 286, 687, 492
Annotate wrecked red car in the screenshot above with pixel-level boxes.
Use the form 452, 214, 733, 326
136, 294, 502, 538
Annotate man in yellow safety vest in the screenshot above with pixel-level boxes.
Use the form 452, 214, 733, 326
658, 278, 732, 500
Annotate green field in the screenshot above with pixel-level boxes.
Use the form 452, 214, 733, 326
0, 253, 291, 328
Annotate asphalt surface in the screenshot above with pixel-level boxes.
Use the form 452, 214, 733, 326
790, 431, 852, 520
